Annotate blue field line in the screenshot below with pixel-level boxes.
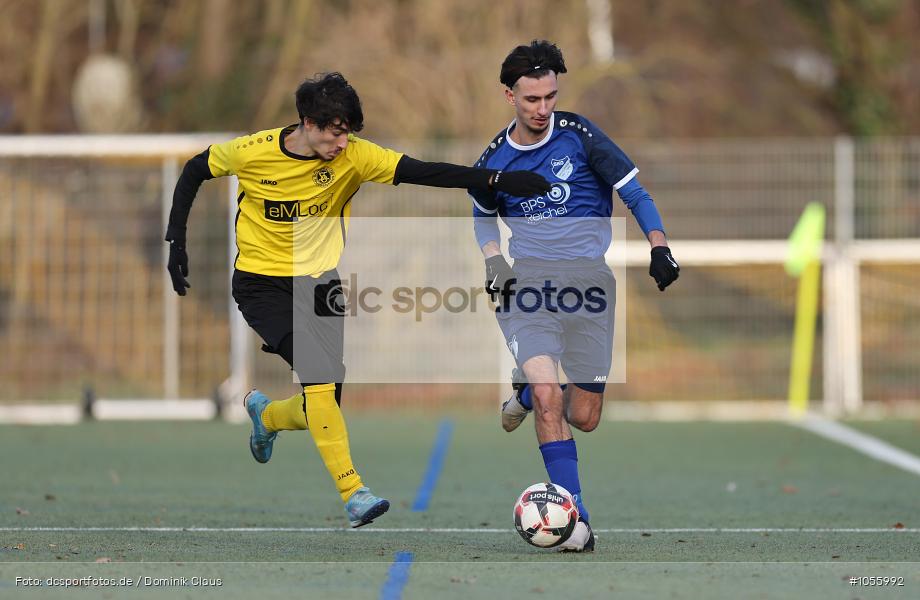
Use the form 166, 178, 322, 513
378, 551, 414, 600
411, 418, 455, 512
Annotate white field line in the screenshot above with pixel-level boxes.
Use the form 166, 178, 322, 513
792, 415, 920, 477
0, 527, 917, 534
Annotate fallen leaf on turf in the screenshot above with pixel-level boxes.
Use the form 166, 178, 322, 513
831, 555, 840, 559
95, 557, 112, 563
641, 532, 651, 537
15, 507, 29, 516
530, 587, 544, 593
109, 470, 120, 485
677, 539, 687, 543
450, 577, 461, 583
45, 494, 56, 501
781, 485, 798, 494
893, 522, 905, 529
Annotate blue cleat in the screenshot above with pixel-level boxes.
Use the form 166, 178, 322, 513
344, 487, 390, 528
244, 390, 277, 464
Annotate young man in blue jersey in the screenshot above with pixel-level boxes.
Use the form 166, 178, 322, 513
470, 41, 680, 551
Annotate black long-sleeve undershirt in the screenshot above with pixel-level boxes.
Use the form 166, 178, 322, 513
164, 148, 213, 244
393, 155, 494, 189
164, 152, 496, 244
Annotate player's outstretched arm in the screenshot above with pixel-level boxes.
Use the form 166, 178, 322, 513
164, 149, 215, 296
394, 155, 550, 197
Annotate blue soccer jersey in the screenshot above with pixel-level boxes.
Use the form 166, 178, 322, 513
471, 111, 664, 260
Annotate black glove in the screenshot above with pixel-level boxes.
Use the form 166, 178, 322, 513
167, 240, 191, 296
490, 170, 551, 197
485, 254, 516, 302
649, 246, 679, 291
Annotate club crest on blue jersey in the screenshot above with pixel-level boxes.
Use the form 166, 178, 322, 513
550, 156, 574, 181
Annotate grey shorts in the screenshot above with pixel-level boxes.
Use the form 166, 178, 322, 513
494, 258, 615, 392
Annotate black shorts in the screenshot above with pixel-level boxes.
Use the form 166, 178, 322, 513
231, 269, 346, 384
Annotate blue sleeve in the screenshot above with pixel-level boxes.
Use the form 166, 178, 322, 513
472, 202, 501, 249
470, 134, 503, 249
579, 117, 638, 190
617, 177, 665, 236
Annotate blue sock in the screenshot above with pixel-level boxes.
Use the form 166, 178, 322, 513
518, 384, 565, 410
539, 438, 589, 522
520, 385, 533, 409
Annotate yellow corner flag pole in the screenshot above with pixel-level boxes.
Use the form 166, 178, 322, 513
784, 202, 826, 418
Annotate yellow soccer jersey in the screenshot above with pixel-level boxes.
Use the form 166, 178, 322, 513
208, 125, 403, 277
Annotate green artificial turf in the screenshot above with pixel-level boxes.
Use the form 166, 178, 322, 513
2, 414, 919, 598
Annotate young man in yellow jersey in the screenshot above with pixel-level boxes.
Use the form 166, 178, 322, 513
164, 72, 550, 527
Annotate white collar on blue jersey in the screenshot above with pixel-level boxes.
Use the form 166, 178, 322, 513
505, 112, 556, 151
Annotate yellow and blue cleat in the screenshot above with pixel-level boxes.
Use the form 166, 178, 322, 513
345, 487, 390, 528
244, 390, 277, 464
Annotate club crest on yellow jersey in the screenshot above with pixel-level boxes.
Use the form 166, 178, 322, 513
313, 166, 335, 187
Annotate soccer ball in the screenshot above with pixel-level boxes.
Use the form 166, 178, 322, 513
513, 482, 579, 548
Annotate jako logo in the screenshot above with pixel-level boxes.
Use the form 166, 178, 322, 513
260, 179, 278, 185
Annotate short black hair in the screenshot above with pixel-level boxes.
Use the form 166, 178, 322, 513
295, 72, 364, 132
500, 40, 567, 88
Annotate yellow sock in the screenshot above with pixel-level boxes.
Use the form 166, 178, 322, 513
304, 383, 363, 502
261, 392, 309, 432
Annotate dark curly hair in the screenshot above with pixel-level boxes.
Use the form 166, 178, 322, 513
295, 72, 364, 132
499, 40, 567, 88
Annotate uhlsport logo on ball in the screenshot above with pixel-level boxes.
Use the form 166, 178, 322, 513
513, 482, 579, 548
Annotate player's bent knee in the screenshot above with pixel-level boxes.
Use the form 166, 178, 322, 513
531, 383, 563, 404
567, 407, 600, 432
576, 414, 601, 432
531, 383, 564, 419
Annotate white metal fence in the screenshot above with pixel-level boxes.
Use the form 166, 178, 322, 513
0, 135, 918, 413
